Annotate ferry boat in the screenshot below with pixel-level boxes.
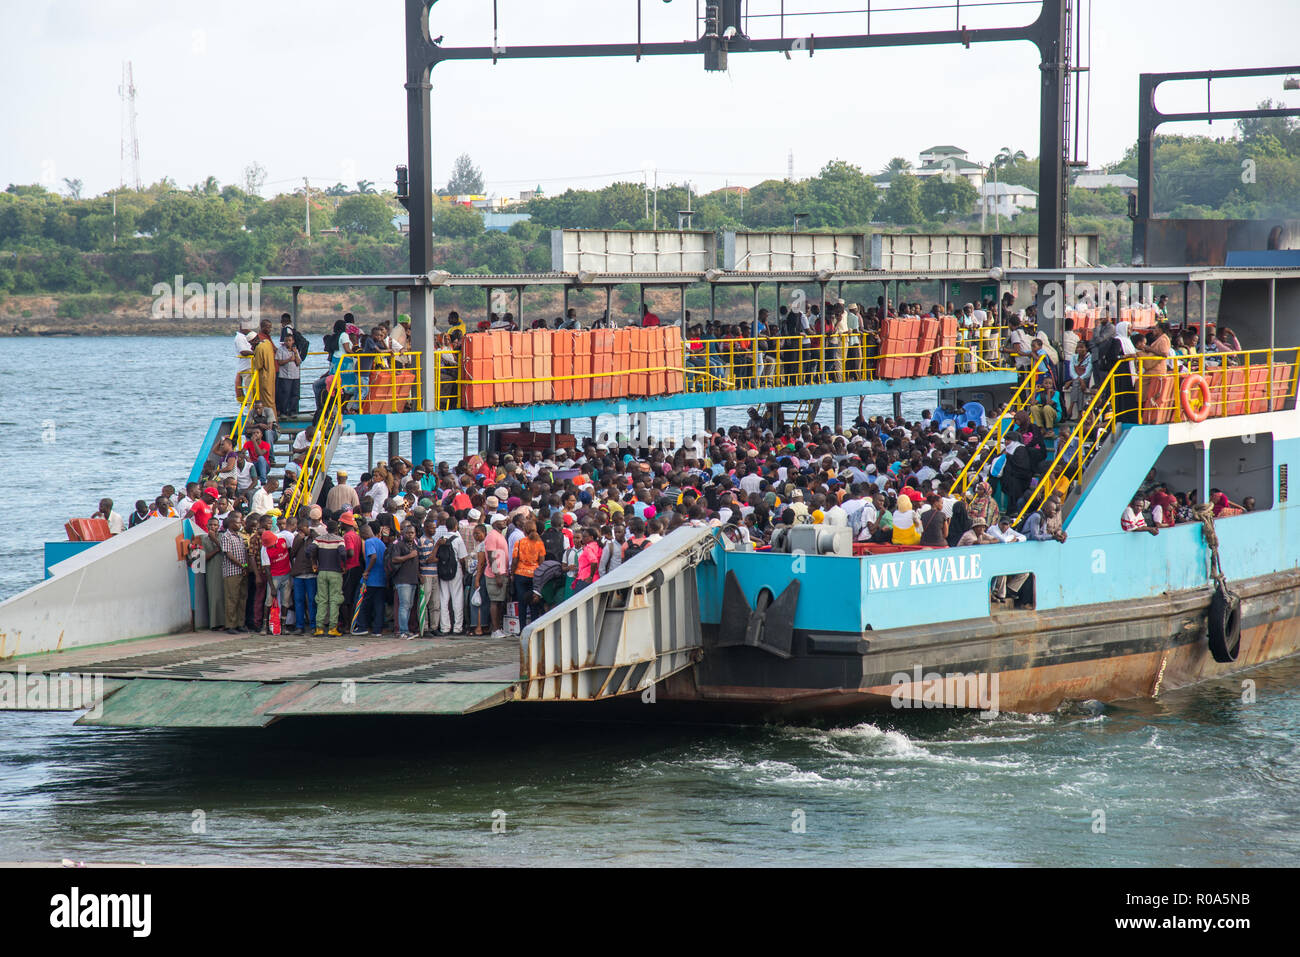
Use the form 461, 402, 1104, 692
3, 1, 1299, 727
4, 253, 1300, 727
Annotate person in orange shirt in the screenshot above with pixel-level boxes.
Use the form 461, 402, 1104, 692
510, 519, 546, 628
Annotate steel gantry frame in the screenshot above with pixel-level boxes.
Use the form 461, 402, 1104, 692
402, 0, 1074, 290
1131, 64, 1300, 264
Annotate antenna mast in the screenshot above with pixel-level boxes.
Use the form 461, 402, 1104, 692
119, 61, 142, 191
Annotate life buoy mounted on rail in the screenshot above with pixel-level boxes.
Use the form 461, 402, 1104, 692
1180, 374, 1211, 423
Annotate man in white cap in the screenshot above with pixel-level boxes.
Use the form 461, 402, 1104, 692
483, 513, 511, 637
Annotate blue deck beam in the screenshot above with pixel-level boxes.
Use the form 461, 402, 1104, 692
343, 371, 1018, 434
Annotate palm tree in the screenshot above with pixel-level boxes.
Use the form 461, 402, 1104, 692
356, 179, 376, 194
885, 157, 913, 174
988, 148, 1027, 231
62, 178, 83, 200
325, 182, 350, 197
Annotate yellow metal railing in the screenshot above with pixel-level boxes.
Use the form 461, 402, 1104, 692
1013, 361, 1122, 525
230, 368, 259, 440
286, 375, 343, 520
1012, 347, 1300, 526
425, 332, 1009, 410
1123, 347, 1300, 424
950, 354, 1047, 495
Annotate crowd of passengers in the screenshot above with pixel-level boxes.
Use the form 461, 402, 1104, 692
91, 368, 1265, 637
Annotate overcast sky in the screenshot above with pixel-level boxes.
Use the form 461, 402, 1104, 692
3, 0, 1298, 200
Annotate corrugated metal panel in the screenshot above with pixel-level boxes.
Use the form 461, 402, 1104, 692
74, 679, 316, 728
267, 681, 516, 715
519, 526, 716, 701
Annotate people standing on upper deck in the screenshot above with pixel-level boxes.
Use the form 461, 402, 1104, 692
640, 303, 661, 327
251, 318, 278, 418
391, 313, 414, 368
234, 319, 256, 402
275, 327, 302, 417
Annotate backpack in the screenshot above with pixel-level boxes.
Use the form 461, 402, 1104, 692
293, 329, 310, 363
541, 527, 565, 562
623, 538, 649, 561
436, 537, 459, 581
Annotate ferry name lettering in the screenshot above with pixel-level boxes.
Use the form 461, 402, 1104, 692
868, 554, 982, 590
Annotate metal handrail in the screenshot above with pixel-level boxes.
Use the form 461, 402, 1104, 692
1012, 361, 1122, 526
951, 353, 1047, 495
230, 367, 259, 440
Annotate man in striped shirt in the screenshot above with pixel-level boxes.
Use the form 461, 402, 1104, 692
219, 514, 250, 634
1121, 496, 1159, 535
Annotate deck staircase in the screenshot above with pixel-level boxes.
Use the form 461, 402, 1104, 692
765, 398, 822, 430
951, 354, 1047, 495
285, 376, 345, 517
1014, 364, 1124, 524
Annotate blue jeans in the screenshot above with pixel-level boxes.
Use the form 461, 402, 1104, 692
252, 456, 269, 482
294, 576, 317, 631
394, 582, 416, 636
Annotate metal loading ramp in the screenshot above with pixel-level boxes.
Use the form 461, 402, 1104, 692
519, 526, 717, 701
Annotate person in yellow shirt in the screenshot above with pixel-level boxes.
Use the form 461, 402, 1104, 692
251, 319, 278, 416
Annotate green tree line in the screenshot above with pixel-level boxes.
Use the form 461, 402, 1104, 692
3, 108, 1297, 299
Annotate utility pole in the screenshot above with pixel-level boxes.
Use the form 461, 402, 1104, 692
650, 169, 660, 231
304, 177, 311, 240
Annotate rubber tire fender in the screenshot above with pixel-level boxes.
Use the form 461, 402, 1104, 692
1208, 584, 1242, 663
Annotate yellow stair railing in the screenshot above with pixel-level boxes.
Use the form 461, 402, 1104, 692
285, 373, 344, 519
951, 354, 1047, 495
1013, 361, 1123, 525
229, 367, 259, 441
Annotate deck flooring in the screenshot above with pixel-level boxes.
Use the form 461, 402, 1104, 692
1, 630, 520, 685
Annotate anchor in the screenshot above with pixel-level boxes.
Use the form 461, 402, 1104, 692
714, 571, 800, 659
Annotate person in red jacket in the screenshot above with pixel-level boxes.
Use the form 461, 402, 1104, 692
262, 530, 293, 634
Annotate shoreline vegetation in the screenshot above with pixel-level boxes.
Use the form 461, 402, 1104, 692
3, 120, 1297, 336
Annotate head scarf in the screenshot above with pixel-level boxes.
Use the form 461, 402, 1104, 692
968, 481, 1000, 529
1115, 321, 1137, 356
892, 495, 916, 528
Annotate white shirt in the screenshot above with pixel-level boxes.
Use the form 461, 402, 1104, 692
990, 524, 1026, 543
1062, 329, 1080, 359
823, 504, 848, 527
104, 510, 124, 535
250, 486, 275, 515
235, 461, 256, 491
293, 431, 312, 455
235, 331, 254, 372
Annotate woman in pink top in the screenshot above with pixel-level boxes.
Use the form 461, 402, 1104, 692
575, 528, 602, 591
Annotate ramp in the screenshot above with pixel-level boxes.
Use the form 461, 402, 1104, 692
0, 518, 191, 659
1, 631, 520, 727
519, 525, 717, 701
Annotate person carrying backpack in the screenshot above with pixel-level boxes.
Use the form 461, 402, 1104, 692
434, 515, 468, 634
622, 518, 650, 561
